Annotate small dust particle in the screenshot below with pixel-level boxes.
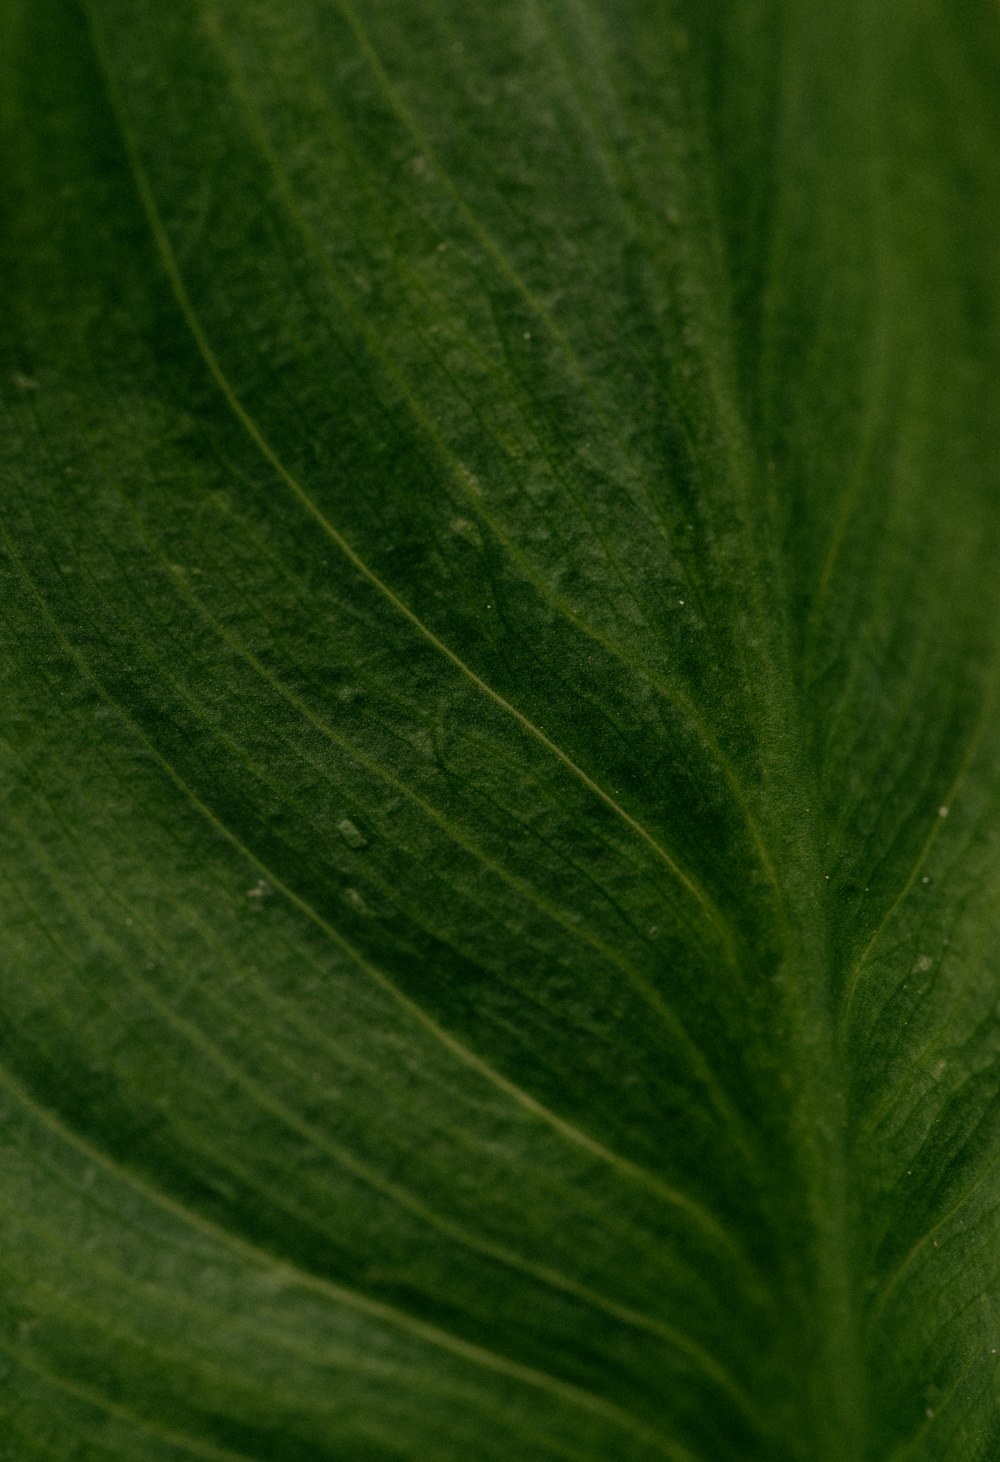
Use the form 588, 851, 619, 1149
451, 517, 482, 547
939, 806, 950, 818
336, 817, 367, 849
922, 876, 930, 884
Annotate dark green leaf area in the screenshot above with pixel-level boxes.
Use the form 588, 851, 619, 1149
3, 1, 1000, 1460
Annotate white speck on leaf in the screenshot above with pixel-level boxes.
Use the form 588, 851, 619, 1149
450, 517, 482, 547
337, 817, 367, 849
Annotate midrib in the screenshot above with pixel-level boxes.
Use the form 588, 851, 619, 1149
749, 584, 868, 1462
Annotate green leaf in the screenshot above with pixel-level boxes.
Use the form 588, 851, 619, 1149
3, 1, 1000, 1457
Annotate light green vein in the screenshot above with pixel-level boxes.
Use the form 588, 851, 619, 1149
839, 668, 1000, 1029
198, 0, 787, 925
0, 1336, 260, 1462
6, 797, 761, 1414
866, 1140, 1000, 1335
13, 405, 760, 1179
0, 1065, 698, 1461
0, 1193, 626, 1462
79, 429, 759, 1159
0, 519, 747, 1267
856, 878, 1000, 1147
82, 0, 742, 980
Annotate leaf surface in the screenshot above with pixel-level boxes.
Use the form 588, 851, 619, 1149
3, 1, 1000, 1458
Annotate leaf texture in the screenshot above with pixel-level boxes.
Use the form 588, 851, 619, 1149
2, 1, 1000, 1458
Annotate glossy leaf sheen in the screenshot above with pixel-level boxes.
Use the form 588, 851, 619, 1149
3, 2, 1000, 1458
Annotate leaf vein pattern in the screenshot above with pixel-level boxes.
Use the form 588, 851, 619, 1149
82, 0, 743, 978
0, 1336, 264, 1462
6, 771, 763, 1408
196, 0, 786, 914
0, 518, 747, 1262
70, 429, 757, 1152
0, 1062, 694, 1459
